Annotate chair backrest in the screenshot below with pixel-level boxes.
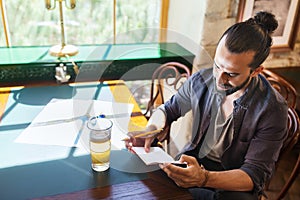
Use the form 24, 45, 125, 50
282, 108, 300, 155
144, 62, 191, 118
261, 68, 297, 109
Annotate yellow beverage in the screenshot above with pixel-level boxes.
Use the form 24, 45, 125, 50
87, 117, 113, 172
90, 139, 111, 172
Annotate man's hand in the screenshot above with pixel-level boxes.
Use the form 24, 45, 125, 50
159, 154, 208, 188
125, 125, 158, 153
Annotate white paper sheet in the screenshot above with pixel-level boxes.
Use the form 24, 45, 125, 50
15, 99, 133, 150
132, 147, 175, 165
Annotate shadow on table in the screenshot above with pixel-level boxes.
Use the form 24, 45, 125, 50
0, 148, 148, 200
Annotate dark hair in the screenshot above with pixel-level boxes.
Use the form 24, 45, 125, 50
220, 11, 278, 69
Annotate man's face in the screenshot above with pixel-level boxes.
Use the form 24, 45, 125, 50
213, 36, 256, 95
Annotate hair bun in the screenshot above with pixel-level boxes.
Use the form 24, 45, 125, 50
254, 11, 278, 34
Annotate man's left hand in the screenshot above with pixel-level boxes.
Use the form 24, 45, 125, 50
159, 154, 208, 188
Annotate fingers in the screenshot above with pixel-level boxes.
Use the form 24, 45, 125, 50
124, 133, 154, 153
159, 163, 186, 178
159, 163, 189, 188
124, 134, 142, 153
125, 140, 135, 153
144, 137, 154, 152
125, 127, 158, 153
179, 154, 198, 166
159, 155, 204, 188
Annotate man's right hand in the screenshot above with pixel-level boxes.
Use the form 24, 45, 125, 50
125, 124, 160, 153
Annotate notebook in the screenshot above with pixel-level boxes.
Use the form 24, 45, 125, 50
132, 147, 175, 165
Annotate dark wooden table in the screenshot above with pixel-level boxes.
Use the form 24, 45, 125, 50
33, 170, 192, 200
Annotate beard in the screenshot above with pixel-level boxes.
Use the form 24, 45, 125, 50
215, 76, 251, 96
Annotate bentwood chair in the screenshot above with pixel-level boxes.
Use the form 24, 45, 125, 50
144, 62, 191, 152
261, 68, 299, 156
261, 68, 300, 200
278, 154, 300, 199
261, 68, 297, 109
143, 62, 191, 118
276, 108, 300, 200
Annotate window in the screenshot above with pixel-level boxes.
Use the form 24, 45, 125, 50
0, 0, 166, 47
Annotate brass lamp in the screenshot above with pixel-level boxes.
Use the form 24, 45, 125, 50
45, 0, 78, 57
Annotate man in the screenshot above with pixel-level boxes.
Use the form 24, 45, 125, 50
127, 11, 288, 200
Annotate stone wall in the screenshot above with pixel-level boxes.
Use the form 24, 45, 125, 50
200, 0, 239, 58
198, 0, 300, 69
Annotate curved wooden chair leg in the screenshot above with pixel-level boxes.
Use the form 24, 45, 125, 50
276, 153, 300, 200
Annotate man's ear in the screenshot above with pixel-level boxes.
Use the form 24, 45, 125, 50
250, 66, 264, 77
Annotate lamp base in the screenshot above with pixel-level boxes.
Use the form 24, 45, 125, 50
49, 44, 78, 57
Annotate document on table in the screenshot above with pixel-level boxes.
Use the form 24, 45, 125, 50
132, 147, 175, 165
14, 99, 133, 149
